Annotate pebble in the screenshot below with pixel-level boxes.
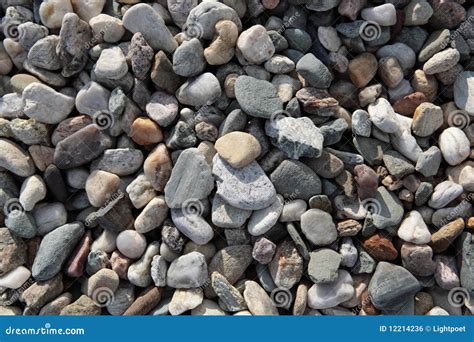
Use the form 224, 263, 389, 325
122, 3, 177, 53
33, 202, 67, 235
234, 75, 283, 119
212, 272, 246, 312
300, 209, 337, 246
307, 270, 355, 309
265, 116, 324, 159
208, 245, 252, 288
398, 210, 431, 244
19, 175, 47, 211
280, 200, 307, 222
151, 255, 167, 287
361, 4, 397, 26
367, 98, 400, 134
237, 25, 274, 64
428, 181, 463, 209
89, 14, 125, 43
308, 249, 342, 284
135, 196, 168, 234
32, 223, 85, 281
165, 148, 214, 208
177, 72, 222, 107
128, 242, 160, 287
85, 170, 120, 208
21, 274, 63, 309
368, 262, 420, 309
0, 266, 31, 289
213, 155, 276, 210
296, 53, 333, 89
116, 230, 147, 259
146, 91, 178, 127
95, 47, 128, 80
371, 186, 405, 229
439, 127, 470, 166
173, 38, 206, 77
248, 195, 284, 236
268, 240, 303, 289
434, 255, 460, 290
430, 218, 464, 253
348, 53, 378, 88
167, 252, 208, 288
169, 288, 204, 315
39, 0, 74, 29
215, 132, 261, 168
423, 49, 460, 75
454, 71, 474, 114
243, 280, 278, 315
401, 243, 436, 276
22, 83, 75, 124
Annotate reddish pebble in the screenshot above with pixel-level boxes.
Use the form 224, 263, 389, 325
354, 164, 379, 200
362, 233, 398, 261
392, 92, 427, 117
65, 231, 92, 278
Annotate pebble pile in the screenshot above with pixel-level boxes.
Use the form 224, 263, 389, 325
0, 0, 473, 316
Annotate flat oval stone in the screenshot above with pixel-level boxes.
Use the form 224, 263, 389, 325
300, 209, 337, 246
91, 148, 143, 176
248, 195, 284, 236
237, 25, 274, 64
211, 194, 252, 228
428, 180, 463, 209
170, 208, 214, 245
439, 127, 470, 166
32, 222, 85, 281
0, 138, 35, 177
234, 75, 283, 119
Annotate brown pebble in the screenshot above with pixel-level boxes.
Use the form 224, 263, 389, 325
131, 117, 163, 145
392, 92, 427, 117
361, 288, 379, 315
414, 291, 434, 315
143, 143, 173, 192
354, 164, 379, 200
362, 233, 398, 261
123, 286, 163, 315
337, 219, 362, 237
110, 250, 132, 279
64, 231, 92, 278
28, 145, 54, 172
348, 53, 378, 88
430, 218, 464, 253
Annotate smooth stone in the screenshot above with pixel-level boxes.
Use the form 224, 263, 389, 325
264, 55, 295, 74
9, 118, 49, 145
307, 270, 355, 309
39, 0, 73, 29
128, 242, 160, 287
368, 262, 420, 309
173, 38, 206, 77
170, 208, 214, 245
5, 210, 37, 238
122, 3, 177, 53
33, 202, 67, 235
248, 195, 284, 236
439, 127, 470, 166
27, 35, 61, 70
270, 160, 321, 201
85, 268, 119, 303
300, 209, 337, 246
167, 252, 208, 288
116, 230, 147, 259
126, 174, 156, 209
237, 25, 274, 64
213, 155, 276, 210
94, 47, 128, 80
376, 43, 416, 71
234, 75, 283, 119
146, 91, 179, 127
415, 182, 433, 207
296, 53, 333, 89
308, 249, 342, 284
279, 200, 307, 222
415, 146, 441, 177
361, 4, 396, 26
367, 98, 400, 134
215, 132, 261, 168
32, 223, 85, 281
348, 53, 378, 88
86, 170, 120, 208
135, 196, 168, 234
369, 186, 404, 229
169, 288, 204, 315
0, 266, 31, 289
61, 295, 101, 316
265, 116, 324, 159
89, 14, 125, 43
22, 83, 74, 124
151, 51, 183, 94
398, 210, 431, 244
401, 243, 436, 276
176, 72, 222, 106
164, 148, 214, 208
428, 181, 463, 209
404, 0, 433, 26
91, 148, 143, 176
0, 93, 23, 118
144, 144, 173, 192
423, 49, 460, 75
243, 280, 278, 315
75, 81, 110, 117
19, 175, 46, 211
211, 194, 251, 229
295, 88, 339, 116
21, 274, 64, 309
